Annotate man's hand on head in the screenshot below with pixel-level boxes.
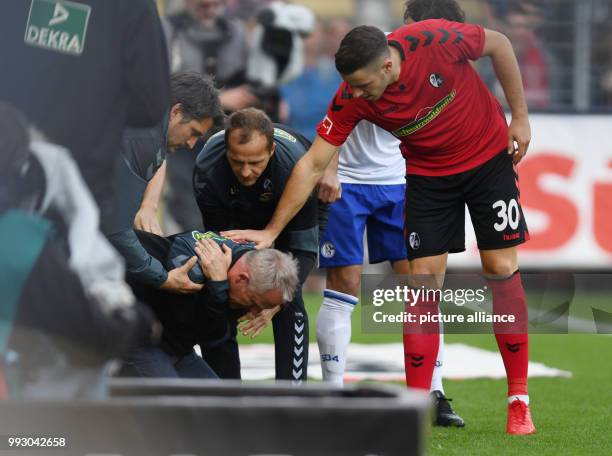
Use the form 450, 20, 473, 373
195, 239, 233, 281
222, 229, 276, 250
160, 256, 203, 294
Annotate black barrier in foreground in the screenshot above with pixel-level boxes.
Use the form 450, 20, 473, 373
0, 380, 428, 456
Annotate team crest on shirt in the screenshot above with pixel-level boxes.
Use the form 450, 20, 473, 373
409, 232, 421, 250
429, 73, 444, 88
320, 242, 336, 258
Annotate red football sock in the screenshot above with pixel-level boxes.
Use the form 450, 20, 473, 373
403, 294, 439, 391
487, 272, 529, 397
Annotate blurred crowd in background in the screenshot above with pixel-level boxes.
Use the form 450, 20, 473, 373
155, 0, 612, 232
159, 0, 612, 112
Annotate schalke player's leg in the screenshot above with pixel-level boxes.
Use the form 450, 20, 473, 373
317, 184, 370, 386
318, 265, 362, 385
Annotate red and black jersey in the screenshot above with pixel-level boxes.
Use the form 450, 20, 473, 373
316, 19, 509, 176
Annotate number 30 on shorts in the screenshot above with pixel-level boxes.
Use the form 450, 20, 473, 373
492, 199, 520, 231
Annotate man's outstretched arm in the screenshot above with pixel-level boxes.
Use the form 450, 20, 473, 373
223, 135, 339, 248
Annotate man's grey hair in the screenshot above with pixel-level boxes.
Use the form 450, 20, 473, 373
243, 249, 300, 302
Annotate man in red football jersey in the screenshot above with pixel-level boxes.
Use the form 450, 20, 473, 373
224, 15, 535, 435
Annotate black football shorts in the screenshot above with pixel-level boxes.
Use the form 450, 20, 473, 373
404, 150, 529, 260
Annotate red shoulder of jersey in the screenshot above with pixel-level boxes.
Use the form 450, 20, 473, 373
387, 19, 485, 63
316, 82, 366, 147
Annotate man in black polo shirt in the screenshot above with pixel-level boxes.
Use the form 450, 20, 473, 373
193, 108, 328, 382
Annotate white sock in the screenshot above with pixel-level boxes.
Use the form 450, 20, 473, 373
316, 289, 357, 387
508, 395, 530, 405
430, 324, 445, 394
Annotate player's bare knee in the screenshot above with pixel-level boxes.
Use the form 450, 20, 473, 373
326, 266, 361, 296
481, 258, 518, 279
408, 258, 446, 289
480, 248, 519, 279
409, 256, 446, 275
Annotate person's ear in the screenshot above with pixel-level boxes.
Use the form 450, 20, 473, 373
269, 142, 276, 157
382, 57, 393, 74
170, 103, 182, 121
238, 271, 250, 284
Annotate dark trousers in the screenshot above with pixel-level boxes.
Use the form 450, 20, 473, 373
120, 346, 217, 379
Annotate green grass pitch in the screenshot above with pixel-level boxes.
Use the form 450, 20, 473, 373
239, 292, 612, 455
